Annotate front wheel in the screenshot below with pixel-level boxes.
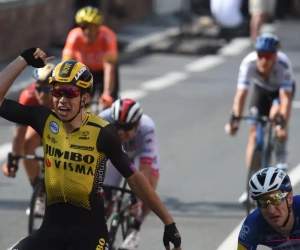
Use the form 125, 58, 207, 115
28, 180, 46, 234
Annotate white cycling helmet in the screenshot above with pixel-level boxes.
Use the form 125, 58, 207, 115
111, 98, 143, 124
249, 167, 292, 200
32, 63, 55, 83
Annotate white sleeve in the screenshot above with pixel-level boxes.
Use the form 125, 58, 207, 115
139, 123, 157, 165
279, 67, 294, 92
237, 59, 253, 90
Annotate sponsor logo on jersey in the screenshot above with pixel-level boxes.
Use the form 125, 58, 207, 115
79, 131, 90, 140
70, 144, 94, 151
142, 148, 152, 153
239, 224, 250, 240
145, 138, 152, 144
96, 238, 109, 250
45, 144, 96, 176
49, 121, 59, 134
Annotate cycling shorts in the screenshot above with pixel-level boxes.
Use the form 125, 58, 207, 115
248, 83, 295, 125
11, 202, 109, 250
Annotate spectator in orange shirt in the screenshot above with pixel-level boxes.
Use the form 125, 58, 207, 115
63, 6, 119, 110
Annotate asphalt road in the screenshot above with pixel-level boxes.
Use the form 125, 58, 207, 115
0, 20, 300, 250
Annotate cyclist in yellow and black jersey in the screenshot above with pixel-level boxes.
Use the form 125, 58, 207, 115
0, 48, 182, 250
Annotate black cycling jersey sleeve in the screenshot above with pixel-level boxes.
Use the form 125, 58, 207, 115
0, 99, 50, 137
97, 123, 136, 178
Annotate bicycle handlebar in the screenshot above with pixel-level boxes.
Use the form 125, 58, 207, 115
102, 184, 135, 196
102, 184, 137, 206
7, 153, 44, 172
228, 111, 285, 128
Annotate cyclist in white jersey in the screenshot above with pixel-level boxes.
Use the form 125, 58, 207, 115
225, 33, 295, 203
99, 98, 160, 250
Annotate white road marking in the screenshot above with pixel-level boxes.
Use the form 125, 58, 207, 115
124, 27, 180, 52
0, 142, 12, 162
216, 163, 300, 250
5, 242, 17, 250
219, 38, 252, 57
119, 89, 147, 100
185, 55, 225, 73
141, 72, 188, 91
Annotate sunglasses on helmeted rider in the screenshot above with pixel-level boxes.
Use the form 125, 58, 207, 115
255, 192, 289, 209
35, 86, 52, 94
113, 122, 136, 131
51, 87, 81, 99
257, 51, 276, 60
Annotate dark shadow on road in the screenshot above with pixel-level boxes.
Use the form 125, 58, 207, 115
160, 196, 249, 219
0, 199, 29, 210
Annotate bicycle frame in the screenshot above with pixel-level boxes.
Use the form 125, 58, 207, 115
255, 118, 273, 169
229, 114, 274, 169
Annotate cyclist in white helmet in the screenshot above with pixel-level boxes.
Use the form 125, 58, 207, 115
225, 33, 295, 203
237, 167, 300, 250
99, 98, 160, 250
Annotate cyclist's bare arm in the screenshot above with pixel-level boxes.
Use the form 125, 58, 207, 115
127, 171, 174, 226
0, 49, 53, 107
279, 90, 292, 125
138, 162, 152, 180
3, 125, 27, 177
232, 88, 248, 117
0, 57, 28, 107
12, 125, 27, 160
103, 59, 117, 95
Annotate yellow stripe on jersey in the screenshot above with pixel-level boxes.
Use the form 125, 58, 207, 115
237, 242, 247, 250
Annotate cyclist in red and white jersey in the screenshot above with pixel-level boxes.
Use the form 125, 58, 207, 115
99, 98, 160, 250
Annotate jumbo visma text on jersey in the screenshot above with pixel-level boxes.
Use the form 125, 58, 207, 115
42, 113, 109, 210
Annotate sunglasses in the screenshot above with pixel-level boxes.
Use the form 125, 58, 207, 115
257, 52, 276, 60
114, 122, 136, 131
51, 87, 81, 99
255, 192, 289, 208
35, 86, 52, 94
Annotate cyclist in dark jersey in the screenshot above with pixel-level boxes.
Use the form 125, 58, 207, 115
238, 167, 300, 250
0, 48, 181, 250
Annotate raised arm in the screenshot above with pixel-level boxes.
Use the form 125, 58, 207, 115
0, 48, 54, 107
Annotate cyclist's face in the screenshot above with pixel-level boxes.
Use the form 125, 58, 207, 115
256, 51, 276, 75
117, 125, 139, 143
52, 84, 85, 120
34, 81, 53, 107
259, 191, 293, 228
80, 23, 99, 44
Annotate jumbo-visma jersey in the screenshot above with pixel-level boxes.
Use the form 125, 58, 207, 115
0, 99, 136, 211
43, 113, 109, 209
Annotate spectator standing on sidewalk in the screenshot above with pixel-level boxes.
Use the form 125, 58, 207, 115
249, 0, 276, 42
